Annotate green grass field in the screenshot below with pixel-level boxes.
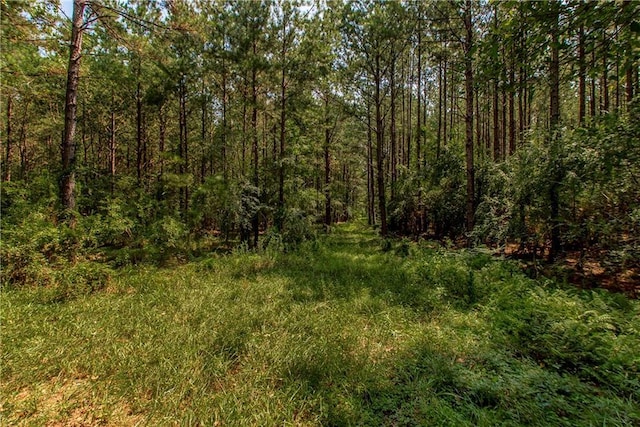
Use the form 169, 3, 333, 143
1, 223, 639, 426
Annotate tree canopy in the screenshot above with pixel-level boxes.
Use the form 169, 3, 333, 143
1, 0, 639, 286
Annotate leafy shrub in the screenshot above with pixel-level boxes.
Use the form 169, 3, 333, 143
422, 146, 467, 238
488, 283, 640, 394
474, 106, 640, 271
262, 208, 316, 253
413, 250, 477, 306
190, 176, 243, 238
1, 218, 113, 301
1, 186, 113, 298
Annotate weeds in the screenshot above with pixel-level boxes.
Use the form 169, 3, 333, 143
1, 223, 638, 425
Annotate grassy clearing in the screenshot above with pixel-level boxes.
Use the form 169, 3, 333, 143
1, 222, 639, 426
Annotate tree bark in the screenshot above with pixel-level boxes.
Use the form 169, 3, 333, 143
60, 0, 86, 218
375, 51, 387, 237
179, 75, 189, 215
493, 78, 500, 161
508, 59, 516, 155
590, 50, 597, 117
159, 104, 165, 183
324, 96, 331, 230
578, 17, 586, 123
416, 30, 422, 172
549, 0, 561, 261
136, 75, 143, 183
222, 63, 228, 180
627, 64, 634, 104
278, 28, 287, 230
3, 95, 12, 182
464, 0, 475, 235
109, 103, 116, 194
390, 53, 397, 199
251, 39, 259, 249
601, 30, 609, 113
437, 58, 442, 160
442, 54, 448, 146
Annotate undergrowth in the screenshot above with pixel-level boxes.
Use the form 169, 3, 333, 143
1, 222, 638, 425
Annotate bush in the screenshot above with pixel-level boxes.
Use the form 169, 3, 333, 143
488, 283, 640, 394
474, 107, 640, 272
412, 250, 478, 307
0, 190, 113, 298
262, 208, 316, 253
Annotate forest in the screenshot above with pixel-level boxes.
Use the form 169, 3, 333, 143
1, 0, 639, 425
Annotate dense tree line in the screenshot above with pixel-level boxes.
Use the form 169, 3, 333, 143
1, 0, 639, 280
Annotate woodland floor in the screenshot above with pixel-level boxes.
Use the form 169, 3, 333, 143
495, 243, 640, 299
1, 223, 639, 426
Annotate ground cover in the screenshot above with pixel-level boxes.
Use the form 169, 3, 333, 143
1, 223, 638, 426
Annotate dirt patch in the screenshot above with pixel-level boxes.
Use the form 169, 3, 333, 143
3, 376, 144, 426
502, 245, 639, 298
561, 254, 639, 298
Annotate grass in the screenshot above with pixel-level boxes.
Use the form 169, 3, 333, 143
1, 222, 639, 426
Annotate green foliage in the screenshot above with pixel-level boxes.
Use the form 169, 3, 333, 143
0, 206, 113, 300
389, 147, 466, 238
263, 208, 316, 253
190, 175, 242, 237
489, 285, 640, 395
3, 224, 638, 425
0, 225, 640, 426
422, 146, 467, 238
474, 107, 640, 270
93, 198, 136, 247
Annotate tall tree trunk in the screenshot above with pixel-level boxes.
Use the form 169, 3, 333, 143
201, 83, 207, 184
82, 100, 87, 164
367, 102, 375, 226
375, 52, 387, 237
278, 37, 287, 230
590, 50, 597, 117
406, 55, 413, 168
109, 105, 116, 195
251, 41, 259, 249
493, 78, 500, 161
600, 29, 609, 114
60, 0, 86, 218
449, 61, 455, 142
222, 65, 228, 180
615, 24, 620, 112
242, 79, 247, 178
508, 59, 516, 155
501, 79, 507, 160
578, 17, 586, 123
136, 75, 143, 183
437, 58, 442, 160
493, 8, 500, 161
416, 30, 422, 172
18, 104, 27, 179
601, 30, 609, 113
3, 95, 12, 182
401, 55, 407, 166
159, 104, 165, 183
549, 0, 561, 261
627, 64, 634, 104
464, 0, 475, 235
324, 96, 331, 230
476, 86, 482, 157
390, 53, 397, 199
179, 76, 189, 215
443, 55, 448, 146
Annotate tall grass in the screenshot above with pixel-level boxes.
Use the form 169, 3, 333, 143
1, 222, 638, 425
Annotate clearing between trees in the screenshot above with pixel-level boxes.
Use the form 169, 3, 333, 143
1, 223, 638, 426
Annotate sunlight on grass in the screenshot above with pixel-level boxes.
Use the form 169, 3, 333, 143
1, 223, 638, 425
